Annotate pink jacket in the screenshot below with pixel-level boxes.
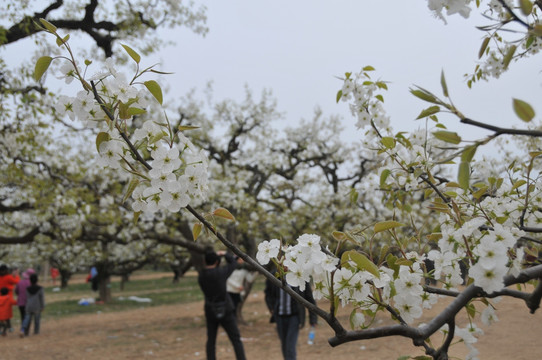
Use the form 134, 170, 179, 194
15, 278, 32, 306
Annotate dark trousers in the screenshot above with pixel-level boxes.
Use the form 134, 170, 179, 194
205, 307, 246, 360
18, 306, 28, 334
276, 315, 300, 360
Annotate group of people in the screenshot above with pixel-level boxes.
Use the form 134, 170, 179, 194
0, 264, 45, 337
198, 249, 317, 360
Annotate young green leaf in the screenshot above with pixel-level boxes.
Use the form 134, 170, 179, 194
213, 208, 236, 221
503, 45, 517, 70
440, 70, 449, 97
520, 0, 533, 15
39, 18, 57, 33
381, 137, 396, 149
193, 222, 203, 241
332, 231, 347, 241
512, 98, 535, 122
416, 106, 440, 119
461, 145, 477, 163
433, 131, 461, 144
34, 56, 52, 81
410, 87, 440, 104
122, 178, 140, 204
374, 221, 404, 234
96, 132, 111, 152
458, 161, 470, 190
478, 37, 490, 59
121, 44, 141, 64
341, 250, 380, 279
178, 125, 200, 131
336, 89, 343, 103
56, 34, 70, 46
144, 80, 163, 105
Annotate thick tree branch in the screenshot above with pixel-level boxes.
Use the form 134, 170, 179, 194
0, 227, 40, 244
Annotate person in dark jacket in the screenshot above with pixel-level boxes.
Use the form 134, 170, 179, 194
197, 249, 246, 360
264, 275, 317, 360
20, 273, 45, 337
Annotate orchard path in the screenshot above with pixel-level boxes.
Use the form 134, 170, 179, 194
1, 274, 541, 360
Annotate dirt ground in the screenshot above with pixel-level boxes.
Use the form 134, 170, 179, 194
1, 275, 541, 360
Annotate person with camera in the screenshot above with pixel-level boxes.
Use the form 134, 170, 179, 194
197, 249, 246, 360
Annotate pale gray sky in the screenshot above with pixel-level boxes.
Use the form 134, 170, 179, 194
153, 1, 542, 144
3, 1, 541, 146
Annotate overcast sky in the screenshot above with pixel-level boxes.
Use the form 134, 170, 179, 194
4, 1, 541, 148
151, 1, 542, 145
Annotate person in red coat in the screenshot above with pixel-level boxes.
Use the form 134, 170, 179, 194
0, 265, 20, 331
0, 287, 17, 336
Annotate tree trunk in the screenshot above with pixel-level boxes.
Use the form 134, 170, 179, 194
120, 273, 129, 291
59, 269, 71, 288
98, 274, 111, 303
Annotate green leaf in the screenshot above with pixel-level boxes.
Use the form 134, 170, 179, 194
461, 145, 477, 162
178, 125, 200, 131
503, 45, 517, 70
379, 169, 391, 187
512, 98, 535, 122
96, 132, 111, 152
39, 18, 57, 33
410, 87, 440, 104
193, 222, 203, 241
374, 221, 404, 234
458, 161, 470, 190
381, 137, 396, 149
133, 211, 141, 225
465, 302, 476, 318
520, 0, 533, 15
440, 70, 448, 97
121, 44, 141, 64
144, 80, 163, 105
433, 131, 461, 144
122, 178, 140, 204
336, 89, 343, 103
397, 356, 411, 360
341, 250, 380, 279
349, 188, 358, 203
510, 179, 527, 191
478, 37, 490, 59
56, 34, 70, 46
332, 231, 347, 241
416, 106, 440, 119
362, 65, 375, 71
213, 208, 235, 221
34, 56, 52, 81
128, 107, 147, 116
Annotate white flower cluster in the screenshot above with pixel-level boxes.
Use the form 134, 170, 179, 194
257, 235, 438, 327
54, 60, 209, 215
339, 70, 390, 130
426, 0, 473, 23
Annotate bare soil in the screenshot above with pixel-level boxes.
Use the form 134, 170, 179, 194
1, 274, 541, 360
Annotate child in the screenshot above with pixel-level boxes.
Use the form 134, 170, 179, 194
0, 287, 17, 336
0, 265, 20, 331
20, 274, 45, 337
15, 269, 35, 335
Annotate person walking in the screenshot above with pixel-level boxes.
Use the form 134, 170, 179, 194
14, 268, 35, 335
264, 277, 318, 360
20, 274, 45, 337
0, 287, 17, 336
197, 249, 246, 360
0, 264, 20, 332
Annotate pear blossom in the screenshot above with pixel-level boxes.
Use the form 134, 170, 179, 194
256, 239, 281, 265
